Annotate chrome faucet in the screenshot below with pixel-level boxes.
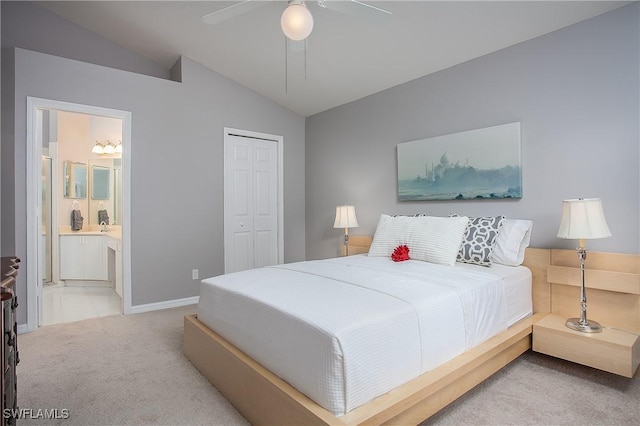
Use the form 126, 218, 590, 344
100, 221, 109, 232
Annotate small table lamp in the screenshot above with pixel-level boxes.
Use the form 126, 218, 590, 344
333, 206, 359, 256
556, 198, 612, 333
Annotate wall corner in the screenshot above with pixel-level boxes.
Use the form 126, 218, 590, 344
170, 57, 182, 83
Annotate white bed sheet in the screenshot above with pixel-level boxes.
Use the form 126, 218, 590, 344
455, 261, 533, 325
197, 255, 531, 416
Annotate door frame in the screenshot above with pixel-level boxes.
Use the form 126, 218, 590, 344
223, 127, 284, 273
26, 97, 133, 331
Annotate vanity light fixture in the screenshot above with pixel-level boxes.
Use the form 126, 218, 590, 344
91, 141, 105, 154
103, 140, 116, 154
92, 140, 123, 155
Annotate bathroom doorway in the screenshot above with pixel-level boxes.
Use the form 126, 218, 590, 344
26, 98, 132, 331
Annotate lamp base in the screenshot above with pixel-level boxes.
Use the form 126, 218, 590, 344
565, 318, 603, 333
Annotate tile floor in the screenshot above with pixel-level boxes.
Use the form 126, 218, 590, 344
42, 284, 122, 326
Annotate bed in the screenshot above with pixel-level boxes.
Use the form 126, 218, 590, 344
184, 215, 550, 425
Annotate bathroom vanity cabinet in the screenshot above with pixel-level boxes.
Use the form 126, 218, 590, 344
106, 235, 123, 298
59, 235, 108, 281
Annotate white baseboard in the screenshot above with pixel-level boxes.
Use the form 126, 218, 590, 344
129, 296, 199, 314
17, 296, 199, 333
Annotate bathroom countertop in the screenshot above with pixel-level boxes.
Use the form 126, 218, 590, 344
58, 226, 122, 240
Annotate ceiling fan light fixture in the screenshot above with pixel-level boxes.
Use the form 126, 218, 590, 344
281, 2, 314, 41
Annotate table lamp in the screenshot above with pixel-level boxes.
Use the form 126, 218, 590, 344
333, 206, 359, 256
556, 198, 612, 333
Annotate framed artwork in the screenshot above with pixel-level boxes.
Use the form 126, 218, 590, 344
397, 122, 522, 201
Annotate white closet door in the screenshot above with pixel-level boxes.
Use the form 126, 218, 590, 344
224, 134, 279, 273
252, 140, 278, 268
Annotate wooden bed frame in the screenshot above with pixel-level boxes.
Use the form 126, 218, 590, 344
185, 242, 640, 424
184, 239, 555, 425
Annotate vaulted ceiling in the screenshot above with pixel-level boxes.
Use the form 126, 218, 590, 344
37, 1, 631, 116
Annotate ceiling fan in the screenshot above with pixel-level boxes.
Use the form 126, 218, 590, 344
202, 0, 392, 41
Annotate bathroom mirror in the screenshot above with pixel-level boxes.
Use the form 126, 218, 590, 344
63, 161, 87, 199
88, 160, 121, 225
91, 165, 110, 200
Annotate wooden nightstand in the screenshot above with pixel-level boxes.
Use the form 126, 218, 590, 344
533, 314, 640, 378
340, 235, 372, 256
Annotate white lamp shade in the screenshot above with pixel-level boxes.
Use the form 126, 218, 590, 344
115, 141, 123, 153
333, 205, 359, 229
557, 198, 612, 240
281, 3, 314, 41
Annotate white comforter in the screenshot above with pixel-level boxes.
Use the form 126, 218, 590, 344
197, 255, 508, 416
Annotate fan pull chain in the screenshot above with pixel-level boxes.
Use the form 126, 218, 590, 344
284, 36, 288, 94
284, 38, 308, 92
304, 38, 308, 80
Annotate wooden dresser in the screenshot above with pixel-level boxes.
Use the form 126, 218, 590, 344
1, 257, 20, 425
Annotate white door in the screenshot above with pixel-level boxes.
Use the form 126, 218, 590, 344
224, 131, 281, 273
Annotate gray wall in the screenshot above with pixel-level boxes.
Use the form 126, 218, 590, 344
0, 2, 3, 255
306, 3, 639, 260
2, 8, 306, 326
1, 1, 169, 80
1, 49, 14, 256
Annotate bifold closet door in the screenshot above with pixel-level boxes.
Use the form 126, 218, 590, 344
224, 135, 278, 273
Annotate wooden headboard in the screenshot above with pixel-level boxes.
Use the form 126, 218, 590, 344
340, 235, 373, 256
546, 250, 639, 333
519, 248, 640, 333
344, 236, 640, 331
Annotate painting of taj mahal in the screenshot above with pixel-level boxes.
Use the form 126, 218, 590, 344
397, 122, 522, 201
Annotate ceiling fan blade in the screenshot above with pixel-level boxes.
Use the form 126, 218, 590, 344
202, 0, 268, 26
320, 0, 392, 22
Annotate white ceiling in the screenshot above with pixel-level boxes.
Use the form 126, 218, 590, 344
36, 1, 631, 117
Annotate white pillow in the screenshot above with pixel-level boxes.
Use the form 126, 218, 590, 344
491, 219, 533, 266
368, 214, 412, 257
369, 214, 469, 266
408, 216, 469, 266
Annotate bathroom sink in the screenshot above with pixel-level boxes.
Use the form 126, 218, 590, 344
59, 229, 121, 239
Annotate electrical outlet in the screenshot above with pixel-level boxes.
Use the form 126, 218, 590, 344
191, 269, 199, 280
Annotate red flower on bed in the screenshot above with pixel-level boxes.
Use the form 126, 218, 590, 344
391, 245, 410, 262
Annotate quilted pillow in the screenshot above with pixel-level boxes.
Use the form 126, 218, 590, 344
408, 216, 469, 266
451, 214, 505, 267
369, 214, 469, 266
368, 214, 413, 257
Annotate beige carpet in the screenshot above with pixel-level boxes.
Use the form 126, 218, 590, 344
17, 305, 639, 425
423, 345, 640, 425
18, 305, 247, 426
